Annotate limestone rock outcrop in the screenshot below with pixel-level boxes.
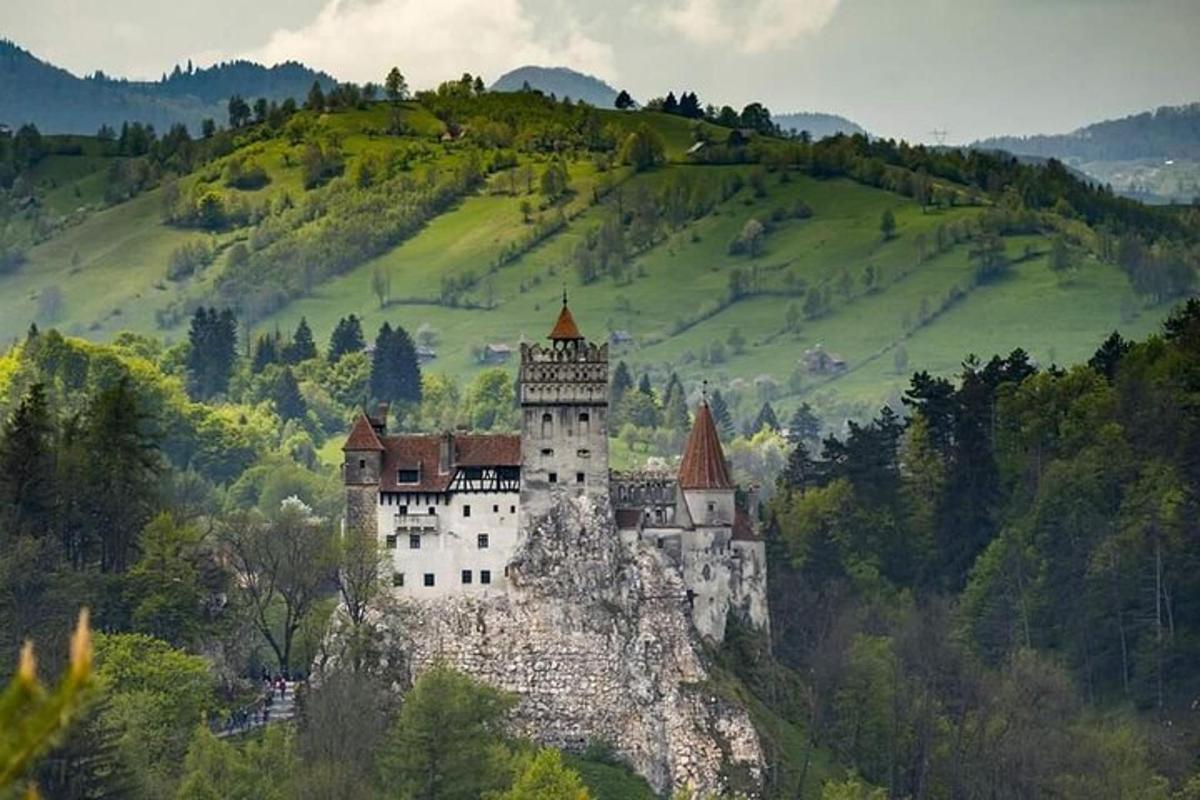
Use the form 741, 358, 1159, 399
369, 493, 764, 796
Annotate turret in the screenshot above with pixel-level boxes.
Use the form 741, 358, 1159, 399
677, 396, 735, 527
343, 412, 385, 537
518, 293, 610, 521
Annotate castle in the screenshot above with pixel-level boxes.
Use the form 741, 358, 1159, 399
343, 299, 767, 641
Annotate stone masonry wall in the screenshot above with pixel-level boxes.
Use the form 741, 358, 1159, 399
369, 494, 764, 797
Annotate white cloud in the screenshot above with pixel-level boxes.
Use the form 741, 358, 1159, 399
658, 0, 842, 53
238, 0, 614, 88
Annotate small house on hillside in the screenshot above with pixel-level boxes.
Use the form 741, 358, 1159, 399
481, 343, 512, 364
416, 345, 437, 365
803, 344, 847, 375
609, 329, 634, 346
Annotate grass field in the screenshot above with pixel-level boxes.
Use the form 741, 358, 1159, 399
0, 101, 1171, 420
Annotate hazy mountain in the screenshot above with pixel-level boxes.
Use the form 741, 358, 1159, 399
773, 111, 867, 139
0, 39, 336, 135
973, 102, 1200, 162
490, 66, 620, 107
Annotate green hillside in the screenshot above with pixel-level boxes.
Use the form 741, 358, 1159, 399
1, 84, 1195, 427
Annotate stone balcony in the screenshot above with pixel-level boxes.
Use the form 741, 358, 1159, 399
395, 513, 439, 533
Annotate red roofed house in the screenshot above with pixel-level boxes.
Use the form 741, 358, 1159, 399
344, 297, 767, 640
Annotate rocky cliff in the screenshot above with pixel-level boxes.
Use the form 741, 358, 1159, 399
368, 494, 764, 796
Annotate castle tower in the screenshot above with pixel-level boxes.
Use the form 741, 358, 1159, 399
519, 294, 609, 520
343, 409, 386, 539
677, 397, 735, 527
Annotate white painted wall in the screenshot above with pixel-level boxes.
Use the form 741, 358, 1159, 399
376, 489, 520, 598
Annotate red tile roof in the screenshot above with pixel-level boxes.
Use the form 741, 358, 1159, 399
343, 414, 384, 451
377, 433, 520, 492
678, 402, 734, 490
733, 508, 759, 541
548, 303, 583, 340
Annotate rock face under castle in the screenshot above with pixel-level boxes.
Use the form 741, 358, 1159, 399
342, 300, 768, 641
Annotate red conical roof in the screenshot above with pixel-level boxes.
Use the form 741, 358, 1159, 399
548, 294, 583, 340
678, 401, 734, 489
343, 413, 384, 451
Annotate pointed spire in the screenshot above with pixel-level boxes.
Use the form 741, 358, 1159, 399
548, 291, 583, 341
343, 412, 385, 451
678, 398, 734, 490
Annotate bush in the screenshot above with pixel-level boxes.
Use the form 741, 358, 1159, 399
223, 156, 270, 190
167, 240, 215, 281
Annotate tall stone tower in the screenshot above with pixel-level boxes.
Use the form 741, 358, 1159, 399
519, 294, 610, 521
343, 409, 386, 539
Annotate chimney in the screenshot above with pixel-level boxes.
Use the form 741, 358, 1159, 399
439, 431, 454, 475
376, 402, 389, 433
746, 484, 761, 521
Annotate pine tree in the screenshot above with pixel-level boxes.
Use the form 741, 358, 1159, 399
614, 90, 634, 110
637, 373, 653, 397
0, 383, 56, 541
753, 401, 780, 433
273, 368, 307, 421
663, 390, 691, 433
611, 361, 633, 405
662, 372, 684, 409
779, 439, 816, 491
84, 376, 159, 573
305, 80, 326, 111
284, 317, 318, 364
185, 307, 237, 400
708, 390, 735, 439
788, 403, 822, 444
329, 315, 365, 362
252, 332, 280, 373
370, 323, 422, 406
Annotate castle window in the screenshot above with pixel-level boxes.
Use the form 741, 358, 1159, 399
392, 572, 404, 587
480, 570, 492, 585
399, 505, 408, 516
358, 458, 366, 470
576, 472, 585, 484
461, 570, 473, 584
478, 534, 489, 549
541, 412, 552, 438
409, 534, 421, 549
541, 448, 553, 457
428, 507, 435, 515
548, 472, 558, 484
463, 505, 471, 518
423, 573, 435, 587
463, 467, 483, 480
492, 504, 499, 513
707, 502, 716, 513
579, 412, 590, 434
397, 468, 419, 484
385, 534, 397, 549
657, 537, 664, 549
510, 505, 516, 514
577, 449, 590, 458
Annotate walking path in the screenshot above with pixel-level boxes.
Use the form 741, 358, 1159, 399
214, 680, 299, 738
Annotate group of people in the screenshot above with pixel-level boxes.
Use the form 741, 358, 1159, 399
215, 667, 304, 736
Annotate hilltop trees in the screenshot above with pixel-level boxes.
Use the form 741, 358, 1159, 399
385, 67, 408, 103
185, 307, 237, 400
0, 383, 55, 541
329, 315, 366, 361
614, 89, 634, 110
370, 323, 422, 407
619, 125, 666, 172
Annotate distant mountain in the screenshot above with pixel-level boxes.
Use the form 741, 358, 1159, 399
973, 102, 1200, 162
773, 111, 867, 140
0, 39, 336, 134
490, 66, 619, 108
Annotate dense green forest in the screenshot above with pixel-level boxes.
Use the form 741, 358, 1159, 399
4, 292, 1200, 797
3, 62, 1200, 800
3, 71, 1198, 445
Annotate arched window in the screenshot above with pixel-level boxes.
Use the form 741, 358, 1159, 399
579, 411, 590, 435
541, 412, 552, 438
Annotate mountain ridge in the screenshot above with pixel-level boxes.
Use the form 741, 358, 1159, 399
0, 39, 336, 134
489, 65, 620, 107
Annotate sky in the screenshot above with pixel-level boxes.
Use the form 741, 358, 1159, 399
3, 0, 1198, 143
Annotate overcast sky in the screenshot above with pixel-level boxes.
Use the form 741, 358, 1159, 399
3, 0, 1198, 143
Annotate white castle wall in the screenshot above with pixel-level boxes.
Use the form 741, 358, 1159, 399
377, 489, 520, 598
